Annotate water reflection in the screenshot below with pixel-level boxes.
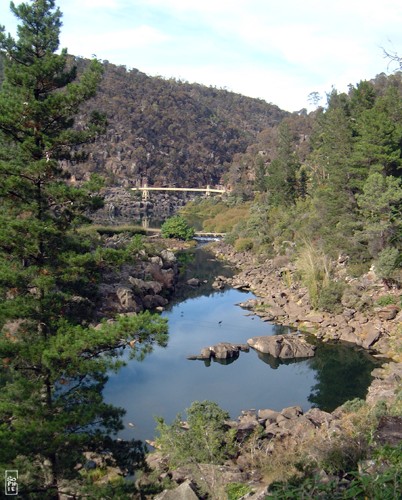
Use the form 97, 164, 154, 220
103, 247, 382, 441
256, 351, 314, 370
307, 342, 381, 411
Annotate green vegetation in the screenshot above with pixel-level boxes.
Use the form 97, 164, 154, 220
217, 74, 402, 306
180, 199, 251, 234
160, 215, 195, 240
151, 397, 401, 499
155, 400, 237, 467
0, 2, 167, 496
226, 482, 253, 499
78, 223, 147, 237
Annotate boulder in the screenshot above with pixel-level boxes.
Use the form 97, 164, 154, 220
257, 409, 280, 423
375, 416, 402, 447
143, 294, 169, 309
188, 342, 248, 361
247, 335, 316, 359
362, 330, 382, 349
155, 479, 199, 500
303, 312, 324, 323
304, 408, 334, 428
186, 278, 200, 287
160, 249, 176, 265
265, 305, 287, 318
339, 327, 361, 345
116, 286, 138, 310
376, 305, 399, 321
281, 405, 303, 419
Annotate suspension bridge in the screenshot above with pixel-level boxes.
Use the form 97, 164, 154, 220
131, 184, 227, 201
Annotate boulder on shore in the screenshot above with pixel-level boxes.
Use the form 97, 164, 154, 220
247, 334, 316, 359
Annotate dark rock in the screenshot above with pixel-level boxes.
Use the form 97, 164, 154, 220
143, 294, 168, 309
189, 342, 247, 361
375, 416, 402, 446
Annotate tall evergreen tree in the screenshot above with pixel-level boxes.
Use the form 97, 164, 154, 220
353, 86, 402, 179
265, 123, 300, 206
0, 2, 167, 496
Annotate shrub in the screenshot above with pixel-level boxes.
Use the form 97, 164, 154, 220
234, 237, 254, 252
375, 247, 400, 281
226, 482, 253, 499
160, 216, 195, 240
341, 285, 373, 311
155, 401, 236, 467
317, 280, 345, 313
375, 294, 399, 307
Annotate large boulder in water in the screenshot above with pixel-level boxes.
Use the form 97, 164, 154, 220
187, 342, 249, 361
247, 334, 316, 359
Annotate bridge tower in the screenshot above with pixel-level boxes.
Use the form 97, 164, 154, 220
142, 183, 150, 201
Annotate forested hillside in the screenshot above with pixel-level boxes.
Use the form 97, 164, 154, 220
64, 60, 289, 187
198, 70, 402, 305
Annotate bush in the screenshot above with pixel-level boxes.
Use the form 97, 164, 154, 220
317, 280, 345, 313
155, 401, 236, 467
375, 247, 400, 281
226, 482, 252, 499
160, 216, 195, 240
234, 237, 254, 252
375, 294, 399, 307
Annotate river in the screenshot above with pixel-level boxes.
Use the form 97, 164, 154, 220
103, 246, 381, 443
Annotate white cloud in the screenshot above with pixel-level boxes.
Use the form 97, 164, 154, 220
62, 25, 170, 56
2, 0, 402, 111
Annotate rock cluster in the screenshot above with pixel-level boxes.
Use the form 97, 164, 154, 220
91, 187, 194, 223
98, 242, 178, 315
187, 342, 249, 361
144, 405, 342, 499
211, 242, 401, 357
231, 405, 335, 442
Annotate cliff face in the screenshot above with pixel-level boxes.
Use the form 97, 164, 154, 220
65, 60, 289, 188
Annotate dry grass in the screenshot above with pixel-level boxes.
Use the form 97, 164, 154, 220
203, 205, 250, 233
295, 241, 332, 308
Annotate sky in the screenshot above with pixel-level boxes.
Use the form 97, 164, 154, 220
1, 0, 402, 112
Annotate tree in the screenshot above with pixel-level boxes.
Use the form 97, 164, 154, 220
356, 172, 402, 257
161, 215, 195, 240
0, 1, 168, 496
265, 123, 301, 207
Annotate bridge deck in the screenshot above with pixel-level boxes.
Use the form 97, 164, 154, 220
131, 187, 226, 193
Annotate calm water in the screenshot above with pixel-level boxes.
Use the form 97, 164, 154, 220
103, 248, 381, 442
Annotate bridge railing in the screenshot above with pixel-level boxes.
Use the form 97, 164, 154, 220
131, 184, 227, 201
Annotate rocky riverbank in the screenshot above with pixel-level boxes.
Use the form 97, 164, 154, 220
141, 241, 401, 499
209, 242, 401, 360
208, 242, 401, 407
85, 236, 400, 498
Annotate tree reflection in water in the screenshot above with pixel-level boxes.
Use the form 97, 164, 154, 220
307, 341, 382, 411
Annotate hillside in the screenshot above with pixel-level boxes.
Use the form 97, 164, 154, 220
66, 59, 289, 188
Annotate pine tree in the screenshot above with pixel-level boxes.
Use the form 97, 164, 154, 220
265, 123, 300, 206
353, 86, 402, 179
307, 91, 359, 251
0, 2, 167, 496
